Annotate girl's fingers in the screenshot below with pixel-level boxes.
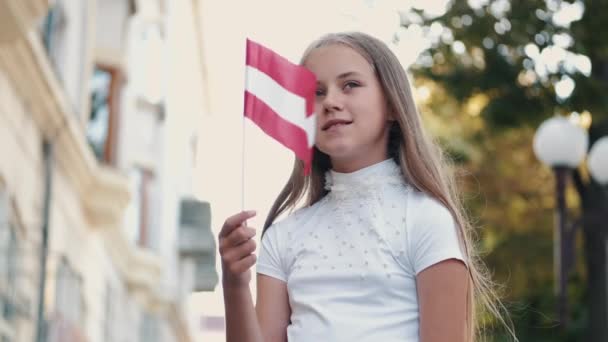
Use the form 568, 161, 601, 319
218, 211, 259, 277
226, 254, 257, 275
219, 210, 257, 238
218, 227, 256, 255
222, 239, 257, 263
221, 227, 256, 249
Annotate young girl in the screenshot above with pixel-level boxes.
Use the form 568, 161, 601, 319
219, 32, 511, 342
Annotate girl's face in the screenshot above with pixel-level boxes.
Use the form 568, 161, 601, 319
304, 44, 393, 172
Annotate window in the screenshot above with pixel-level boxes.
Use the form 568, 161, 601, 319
54, 258, 84, 325
0, 189, 18, 323
126, 3, 166, 106
0, 188, 18, 342
139, 312, 160, 342
46, 258, 86, 342
87, 66, 122, 165
41, 0, 90, 116
0, 226, 17, 321
46, 257, 86, 341
103, 284, 114, 342
103, 283, 126, 342
124, 168, 159, 250
41, 0, 67, 75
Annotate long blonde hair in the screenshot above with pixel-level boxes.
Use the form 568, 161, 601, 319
263, 32, 515, 341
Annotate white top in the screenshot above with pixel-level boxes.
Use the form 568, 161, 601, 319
257, 159, 466, 342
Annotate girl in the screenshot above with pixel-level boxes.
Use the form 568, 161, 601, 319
219, 32, 512, 342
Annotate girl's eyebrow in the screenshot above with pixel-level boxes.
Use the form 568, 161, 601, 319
336, 71, 362, 79
316, 71, 363, 85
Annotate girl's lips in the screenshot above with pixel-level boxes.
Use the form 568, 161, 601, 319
322, 119, 353, 131
325, 122, 351, 132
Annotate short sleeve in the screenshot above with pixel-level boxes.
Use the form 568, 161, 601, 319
256, 223, 288, 282
408, 199, 466, 275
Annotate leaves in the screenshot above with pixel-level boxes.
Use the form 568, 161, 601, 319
408, 0, 608, 129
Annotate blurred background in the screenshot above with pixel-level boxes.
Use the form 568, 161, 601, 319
0, 0, 606, 341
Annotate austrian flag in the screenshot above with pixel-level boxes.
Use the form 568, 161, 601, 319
244, 39, 317, 174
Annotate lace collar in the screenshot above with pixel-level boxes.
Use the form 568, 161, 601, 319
324, 159, 405, 192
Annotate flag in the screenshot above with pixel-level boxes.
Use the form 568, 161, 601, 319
244, 39, 317, 175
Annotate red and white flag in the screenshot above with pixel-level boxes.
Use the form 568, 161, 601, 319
244, 39, 317, 174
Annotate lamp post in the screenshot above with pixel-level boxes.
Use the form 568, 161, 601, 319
533, 116, 608, 328
533, 117, 588, 327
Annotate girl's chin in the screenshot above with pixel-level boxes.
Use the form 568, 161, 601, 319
317, 144, 357, 160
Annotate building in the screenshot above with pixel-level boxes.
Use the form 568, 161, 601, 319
0, 0, 216, 341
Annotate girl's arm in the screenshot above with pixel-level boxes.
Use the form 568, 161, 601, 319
223, 274, 290, 342
223, 282, 264, 342
220, 211, 290, 342
416, 259, 469, 342
220, 211, 264, 342
256, 274, 291, 342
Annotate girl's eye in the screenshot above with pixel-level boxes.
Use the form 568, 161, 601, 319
315, 89, 326, 97
343, 81, 360, 90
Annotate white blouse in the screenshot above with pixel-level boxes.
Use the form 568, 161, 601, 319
257, 158, 466, 342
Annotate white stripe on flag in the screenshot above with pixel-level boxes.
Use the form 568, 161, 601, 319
245, 65, 316, 147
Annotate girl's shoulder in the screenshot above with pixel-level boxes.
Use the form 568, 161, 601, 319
406, 189, 455, 228
264, 196, 328, 235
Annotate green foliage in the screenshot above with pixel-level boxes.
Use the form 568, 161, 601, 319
405, 1, 608, 339
407, 0, 608, 129
416, 80, 588, 341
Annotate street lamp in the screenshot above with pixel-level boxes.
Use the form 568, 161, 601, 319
534, 116, 608, 328
533, 116, 588, 327
533, 117, 589, 168
588, 136, 608, 185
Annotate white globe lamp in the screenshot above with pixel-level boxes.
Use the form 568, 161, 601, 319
587, 136, 608, 185
533, 117, 589, 168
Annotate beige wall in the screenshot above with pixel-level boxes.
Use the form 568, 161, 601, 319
0, 62, 40, 342
0, 0, 198, 341
0, 52, 119, 342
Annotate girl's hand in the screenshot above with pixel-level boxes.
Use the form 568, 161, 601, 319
219, 210, 258, 289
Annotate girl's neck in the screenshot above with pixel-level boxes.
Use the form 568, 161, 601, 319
330, 154, 391, 173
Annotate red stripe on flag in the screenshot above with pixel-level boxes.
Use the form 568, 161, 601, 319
244, 91, 313, 173
246, 39, 316, 117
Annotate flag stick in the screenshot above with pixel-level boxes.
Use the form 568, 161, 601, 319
241, 114, 246, 212
242, 65, 247, 213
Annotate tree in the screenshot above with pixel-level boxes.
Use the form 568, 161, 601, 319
401, 0, 608, 340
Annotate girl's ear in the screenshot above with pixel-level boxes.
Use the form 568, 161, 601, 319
385, 100, 396, 122
387, 107, 397, 122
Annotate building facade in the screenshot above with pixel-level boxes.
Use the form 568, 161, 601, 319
0, 0, 216, 341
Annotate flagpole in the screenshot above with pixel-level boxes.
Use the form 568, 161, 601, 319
241, 113, 246, 212
242, 46, 248, 213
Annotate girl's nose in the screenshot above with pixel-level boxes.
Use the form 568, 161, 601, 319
322, 89, 345, 113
